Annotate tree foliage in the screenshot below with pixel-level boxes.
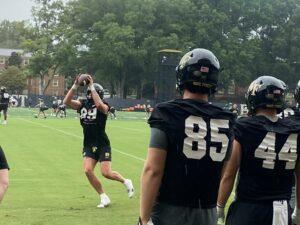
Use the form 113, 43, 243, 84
0, 66, 26, 94
6, 0, 300, 98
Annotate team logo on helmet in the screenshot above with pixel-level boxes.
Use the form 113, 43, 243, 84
246, 76, 286, 114
248, 80, 262, 96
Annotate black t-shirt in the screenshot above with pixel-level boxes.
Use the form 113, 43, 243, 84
148, 99, 235, 208
0, 92, 9, 105
79, 99, 110, 148
234, 115, 300, 202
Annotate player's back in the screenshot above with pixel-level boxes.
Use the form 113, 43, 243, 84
149, 99, 235, 208
234, 115, 300, 202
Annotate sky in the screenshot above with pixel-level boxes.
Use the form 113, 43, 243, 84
0, 0, 35, 22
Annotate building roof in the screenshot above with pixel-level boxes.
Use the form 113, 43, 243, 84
0, 48, 32, 57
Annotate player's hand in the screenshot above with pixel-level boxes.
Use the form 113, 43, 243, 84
217, 205, 225, 225
74, 74, 80, 85
292, 208, 300, 225
86, 75, 94, 86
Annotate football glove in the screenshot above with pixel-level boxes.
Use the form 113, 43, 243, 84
292, 208, 300, 225
138, 217, 154, 225
217, 205, 225, 225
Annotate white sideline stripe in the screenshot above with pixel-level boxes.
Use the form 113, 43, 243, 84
18, 118, 145, 162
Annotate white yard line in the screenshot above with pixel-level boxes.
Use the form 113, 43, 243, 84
17, 118, 145, 162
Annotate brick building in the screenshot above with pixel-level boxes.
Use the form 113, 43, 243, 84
0, 48, 66, 96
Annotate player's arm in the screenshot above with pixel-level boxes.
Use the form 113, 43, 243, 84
87, 76, 109, 114
140, 147, 166, 225
63, 76, 81, 110
217, 140, 241, 221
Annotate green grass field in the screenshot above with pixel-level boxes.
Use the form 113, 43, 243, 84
0, 107, 233, 225
0, 108, 149, 225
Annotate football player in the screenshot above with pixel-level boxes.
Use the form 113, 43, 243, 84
51, 96, 58, 116
286, 81, 300, 213
0, 86, 10, 124
0, 146, 9, 203
63, 74, 134, 208
34, 98, 48, 119
139, 48, 235, 225
55, 101, 66, 118
217, 76, 300, 225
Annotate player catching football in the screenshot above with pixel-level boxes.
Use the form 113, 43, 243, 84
217, 76, 300, 225
139, 48, 235, 225
63, 74, 134, 208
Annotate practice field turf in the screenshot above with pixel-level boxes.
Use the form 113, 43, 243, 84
0, 107, 233, 225
0, 108, 149, 225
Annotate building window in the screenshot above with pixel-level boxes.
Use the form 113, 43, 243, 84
53, 90, 59, 96
53, 80, 59, 87
0, 57, 5, 64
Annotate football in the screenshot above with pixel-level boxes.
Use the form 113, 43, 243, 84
77, 74, 90, 86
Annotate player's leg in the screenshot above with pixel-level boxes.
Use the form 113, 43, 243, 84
83, 157, 104, 194
37, 109, 41, 118
99, 146, 134, 198
83, 146, 111, 208
0, 147, 9, 203
55, 108, 59, 117
0, 169, 8, 203
2, 108, 7, 124
42, 110, 46, 118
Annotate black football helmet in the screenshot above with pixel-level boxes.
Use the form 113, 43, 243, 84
87, 83, 104, 99
294, 80, 300, 105
176, 48, 220, 95
0, 86, 6, 93
245, 76, 286, 114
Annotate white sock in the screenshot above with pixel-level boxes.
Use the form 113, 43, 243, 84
100, 193, 107, 199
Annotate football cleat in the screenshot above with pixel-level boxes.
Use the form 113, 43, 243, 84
124, 179, 134, 198
97, 194, 111, 208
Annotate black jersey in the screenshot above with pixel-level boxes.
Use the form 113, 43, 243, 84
234, 115, 300, 202
79, 99, 110, 148
0, 92, 9, 105
148, 99, 235, 208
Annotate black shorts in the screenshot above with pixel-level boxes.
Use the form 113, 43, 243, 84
82, 145, 112, 162
0, 104, 8, 112
226, 200, 292, 225
0, 146, 9, 170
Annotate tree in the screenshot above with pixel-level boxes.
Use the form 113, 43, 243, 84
0, 66, 27, 94
23, 0, 66, 95
0, 20, 29, 48
7, 52, 23, 68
